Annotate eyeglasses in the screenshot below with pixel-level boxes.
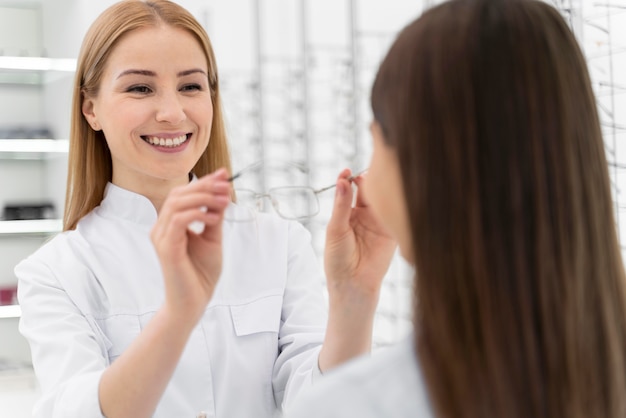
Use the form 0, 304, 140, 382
225, 162, 366, 222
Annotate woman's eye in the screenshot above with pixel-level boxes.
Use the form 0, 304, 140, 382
127, 85, 152, 94
181, 83, 202, 92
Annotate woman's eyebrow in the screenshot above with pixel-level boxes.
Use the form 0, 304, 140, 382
177, 68, 207, 77
116, 69, 155, 79
115, 68, 207, 79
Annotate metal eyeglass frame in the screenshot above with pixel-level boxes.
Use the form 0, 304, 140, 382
227, 162, 365, 221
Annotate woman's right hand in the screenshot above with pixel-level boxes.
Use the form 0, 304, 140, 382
150, 168, 231, 323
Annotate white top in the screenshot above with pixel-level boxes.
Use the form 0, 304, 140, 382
286, 335, 433, 418
16, 182, 328, 418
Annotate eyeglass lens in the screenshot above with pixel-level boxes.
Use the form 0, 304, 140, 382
225, 187, 319, 222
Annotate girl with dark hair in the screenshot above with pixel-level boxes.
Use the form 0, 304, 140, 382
289, 0, 626, 417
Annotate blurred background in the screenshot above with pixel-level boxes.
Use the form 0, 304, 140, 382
0, 0, 623, 415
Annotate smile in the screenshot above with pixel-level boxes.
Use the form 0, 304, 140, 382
141, 134, 190, 148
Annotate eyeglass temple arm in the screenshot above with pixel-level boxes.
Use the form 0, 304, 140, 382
315, 169, 368, 193
227, 161, 263, 182
227, 160, 310, 182
227, 172, 242, 182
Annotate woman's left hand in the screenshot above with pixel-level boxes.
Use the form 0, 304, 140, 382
319, 168, 397, 371
324, 168, 397, 303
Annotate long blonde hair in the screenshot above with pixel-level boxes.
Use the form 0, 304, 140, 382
372, 0, 626, 416
64, 0, 232, 231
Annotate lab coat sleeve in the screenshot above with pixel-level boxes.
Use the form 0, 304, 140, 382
16, 255, 108, 418
272, 221, 328, 410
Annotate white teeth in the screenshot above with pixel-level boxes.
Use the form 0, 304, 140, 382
144, 134, 188, 147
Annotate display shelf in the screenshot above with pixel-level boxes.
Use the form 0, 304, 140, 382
0, 139, 69, 159
0, 305, 21, 319
0, 219, 62, 236
0, 56, 75, 72
0, 56, 76, 85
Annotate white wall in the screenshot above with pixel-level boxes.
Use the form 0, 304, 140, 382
0, 7, 44, 126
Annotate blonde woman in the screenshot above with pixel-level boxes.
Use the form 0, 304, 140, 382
15, 1, 395, 417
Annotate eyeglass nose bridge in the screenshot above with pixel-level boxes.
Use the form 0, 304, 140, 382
251, 191, 272, 212
232, 186, 323, 220
268, 186, 321, 220
268, 194, 281, 215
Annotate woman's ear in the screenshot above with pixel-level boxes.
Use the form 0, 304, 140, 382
82, 97, 101, 131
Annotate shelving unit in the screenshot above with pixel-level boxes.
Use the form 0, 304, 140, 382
0, 46, 76, 360
0, 9, 71, 414
0, 56, 75, 85
0, 139, 69, 159
0, 88, 70, 237
0, 305, 21, 320
0, 219, 62, 236
578, 2, 626, 257
234, 0, 424, 348
0, 56, 75, 72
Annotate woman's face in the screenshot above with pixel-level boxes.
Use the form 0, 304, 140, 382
82, 24, 213, 192
363, 121, 413, 263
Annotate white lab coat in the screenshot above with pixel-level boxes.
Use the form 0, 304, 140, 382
16, 182, 328, 418
285, 335, 433, 418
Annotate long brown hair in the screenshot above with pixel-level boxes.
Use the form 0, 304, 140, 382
371, 0, 626, 416
64, 0, 232, 231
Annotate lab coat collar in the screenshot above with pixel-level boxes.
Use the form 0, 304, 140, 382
99, 182, 158, 226
98, 174, 234, 227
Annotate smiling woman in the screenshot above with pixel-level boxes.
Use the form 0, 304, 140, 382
64, 0, 231, 232
14, 1, 397, 418
81, 24, 214, 197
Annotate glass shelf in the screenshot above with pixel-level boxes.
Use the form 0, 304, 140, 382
0, 56, 76, 85
0, 139, 69, 159
0, 219, 62, 236
0, 57, 76, 72
0, 305, 21, 319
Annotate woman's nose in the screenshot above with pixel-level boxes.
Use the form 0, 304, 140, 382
155, 91, 186, 124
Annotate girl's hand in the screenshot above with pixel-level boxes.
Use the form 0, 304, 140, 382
150, 168, 231, 322
324, 169, 397, 303
319, 168, 397, 371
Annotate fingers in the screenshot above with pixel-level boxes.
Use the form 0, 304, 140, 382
352, 175, 369, 208
162, 170, 230, 214
152, 168, 231, 241
163, 191, 230, 217
166, 169, 230, 206
327, 168, 354, 234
